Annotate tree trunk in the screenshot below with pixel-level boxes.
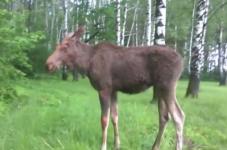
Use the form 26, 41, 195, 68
218, 27, 227, 86
135, 13, 138, 46
127, 5, 138, 47
186, 74, 200, 98
154, 0, 166, 45
44, 0, 49, 34
152, 0, 167, 102
115, 0, 121, 45
188, 0, 196, 74
62, 0, 69, 80
223, 44, 227, 85
121, 2, 127, 46
63, 0, 68, 36
26, 0, 33, 32
49, 0, 56, 51
146, 0, 152, 46
174, 25, 177, 50
218, 0, 226, 86
186, 0, 210, 98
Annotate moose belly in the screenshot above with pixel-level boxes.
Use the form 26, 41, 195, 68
113, 73, 153, 94
111, 55, 153, 94
119, 83, 151, 94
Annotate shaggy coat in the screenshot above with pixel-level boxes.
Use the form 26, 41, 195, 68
46, 27, 185, 150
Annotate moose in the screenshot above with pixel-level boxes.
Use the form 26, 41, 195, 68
46, 27, 185, 150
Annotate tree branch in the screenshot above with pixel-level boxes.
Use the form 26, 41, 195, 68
207, 1, 227, 22
84, 30, 100, 43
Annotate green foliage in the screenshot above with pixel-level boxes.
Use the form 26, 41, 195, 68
0, 78, 226, 149
166, 0, 194, 51
0, 85, 18, 104
0, 84, 17, 116
0, 6, 45, 116
0, 8, 45, 80
207, 0, 227, 44
88, 3, 116, 43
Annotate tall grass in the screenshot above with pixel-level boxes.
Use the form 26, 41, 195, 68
0, 77, 226, 150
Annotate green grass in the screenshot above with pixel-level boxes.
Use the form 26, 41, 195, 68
0, 77, 227, 150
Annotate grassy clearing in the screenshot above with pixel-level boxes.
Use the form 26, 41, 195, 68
0, 77, 227, 150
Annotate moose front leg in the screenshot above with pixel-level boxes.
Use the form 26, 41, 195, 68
111, 92, 120, 150
99, 89, 111, 150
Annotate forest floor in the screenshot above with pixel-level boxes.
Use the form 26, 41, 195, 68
0, 76, 227, 150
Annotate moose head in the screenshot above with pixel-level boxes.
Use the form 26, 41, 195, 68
46, 27, 85, 72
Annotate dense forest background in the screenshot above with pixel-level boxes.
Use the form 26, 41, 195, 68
0, 0, 227, 150
0, 0, 226, 78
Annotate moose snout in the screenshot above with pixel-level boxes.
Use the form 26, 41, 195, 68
46, 61, 57, 72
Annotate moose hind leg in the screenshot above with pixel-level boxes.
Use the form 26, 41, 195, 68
152, 98, 170, 150
171, 101, 185, 150
165, 89, 185, 150
99, 90, 111, 150
111, 92, 120, 150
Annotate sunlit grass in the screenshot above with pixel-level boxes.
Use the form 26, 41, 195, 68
0, 77, 226, 150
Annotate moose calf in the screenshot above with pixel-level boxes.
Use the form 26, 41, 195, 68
46, 27, 185, 150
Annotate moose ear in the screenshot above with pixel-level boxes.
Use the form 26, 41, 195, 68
72, 26, 85, 39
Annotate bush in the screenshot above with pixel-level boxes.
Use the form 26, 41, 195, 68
0, 85, 18, 104
0, 9, 45, 80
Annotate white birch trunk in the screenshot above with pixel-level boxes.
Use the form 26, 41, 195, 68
174, 25, 177, 50
223, 44, 227, 73
127, 5, 138, 47
115, 0, 121, 45
121, 2, 128, 46
154, 0, 166, 45
186, 0, 210, 97
200, 0, 209, 71
75, 0, 79, 30
44, 0, 49, 33
135, 12, 138, 46
218, 0, 227, 85
218, 26, 224, 84
188, 0, 197, 74
62, 0, 69, 80
190, 0, 209, 78
49, 0, 56, 51
63, 0, 68, 36
146, 0, 152, 46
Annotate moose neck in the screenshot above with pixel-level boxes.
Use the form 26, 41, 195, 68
74, 42, 93, 74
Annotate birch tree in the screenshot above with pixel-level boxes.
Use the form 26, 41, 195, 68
154, 0, 166, 45
115, 0, 121, 45
218, 0, 227, 86
126, 4, 138, 47
217, 26, 227, 85
62, 0, 69, 80
188, 0, 197, 73
186, 0, 210, 98
121, 2, 127, 46
146, 0, 152, 45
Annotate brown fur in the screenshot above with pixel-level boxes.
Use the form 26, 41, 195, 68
46, 27, 185, 150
